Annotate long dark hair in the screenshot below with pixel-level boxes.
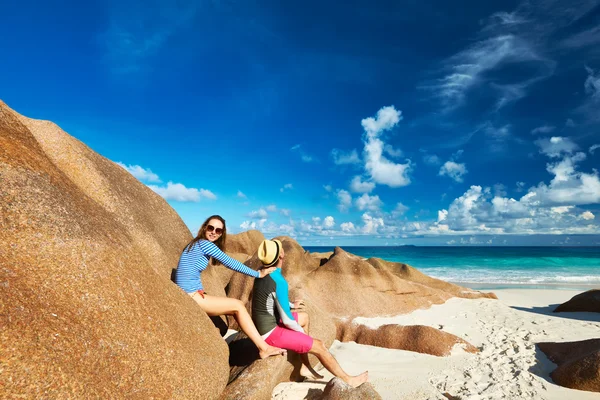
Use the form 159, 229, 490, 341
184, 215, 227, 262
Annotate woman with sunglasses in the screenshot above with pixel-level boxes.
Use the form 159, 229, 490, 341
175, 215, 285, 359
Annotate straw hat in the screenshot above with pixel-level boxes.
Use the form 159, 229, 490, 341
257, 239, 283, 267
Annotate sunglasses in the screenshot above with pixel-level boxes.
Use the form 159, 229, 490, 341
206, 224, 224, 235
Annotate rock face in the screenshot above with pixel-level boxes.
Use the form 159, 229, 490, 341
319, 378, 383, 400
538, 339, 600, 392
301, 247, 495, 318
1, 101, 229, 398
336, 323, 478, 356
554, 289, 600, 313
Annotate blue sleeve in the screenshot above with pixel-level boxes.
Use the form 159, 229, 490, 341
272, 270, 304, 332
199, 240, 259, 278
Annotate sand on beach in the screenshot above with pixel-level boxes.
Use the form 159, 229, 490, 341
272, 288, 600, 400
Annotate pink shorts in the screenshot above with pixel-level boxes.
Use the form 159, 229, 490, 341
265, 312, 314, 354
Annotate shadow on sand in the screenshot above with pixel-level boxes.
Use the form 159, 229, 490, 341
510, 304, 600, 323
527, 345, 557, 386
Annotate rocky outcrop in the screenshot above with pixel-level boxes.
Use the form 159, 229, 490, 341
538, 339, 600, 392
301, 247, 495, 318
1, 101, 229, 399
336, 322, 478, 356
225, 230, 266, 255
319, 378, 383, 400
554, 289, 600, 313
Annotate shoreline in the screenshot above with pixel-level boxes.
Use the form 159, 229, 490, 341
272, 288, 600, 400
453, 281, 600, 291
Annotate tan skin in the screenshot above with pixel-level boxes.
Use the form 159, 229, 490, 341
188, 218, 285, 359
264, 246, 369, 387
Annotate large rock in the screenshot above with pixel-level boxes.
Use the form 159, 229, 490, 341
226, 230, 266, 255
538, 339, 600, 392
302, 247, 495, 318
367, 257, 498, 300
0, 101, 229, 398
319, 377, 383, 400
554, 289, 600, 313
336, 322, 478, 356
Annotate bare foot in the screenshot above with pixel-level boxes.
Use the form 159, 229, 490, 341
344, 371, 369, 388
300, 364, 324, 380
259, 345, 286, 359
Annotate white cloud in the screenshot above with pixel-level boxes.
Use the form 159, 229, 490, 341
240, 219, 267, 230
393, 202, 409, 216
323, 184, 333, 192
384, 144, 403, 158
331, 149, 361, 165
323, 216, 335, 229
531, 125, 556, 135
361, 106, 402, 136
280, 209, 291, 217
355, 193, 383, 212
280, 183, 293, 192
535, 136, 579, 158
266, 205, 277, 212
291, 144, 315, 163
248, 208, 268, 219
584, 66, 600, 99
426, 35, 551, 110
581, 211, 595, 220
337, 189, 352, 212
340, 222, 356, 233
565, 118, 576, 127
589, 144, 600, 155
361, 213, 384, 234
350, 176, 375, 193
484, 124, 511, 140
528, 152, 600, 206
439, 161, 468, 183
361, 106, 412, 188
240, 220, 256, 230
117, 162, 161, 183
423, 154, 441, 166
148, 182, 215, 202
237, 190, 247, 199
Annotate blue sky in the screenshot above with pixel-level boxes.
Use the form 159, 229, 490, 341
2, 0, 600, 246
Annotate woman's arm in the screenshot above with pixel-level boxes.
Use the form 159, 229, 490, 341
199, 240, 259, 278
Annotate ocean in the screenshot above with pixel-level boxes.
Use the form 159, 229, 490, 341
303, 246, 600, 290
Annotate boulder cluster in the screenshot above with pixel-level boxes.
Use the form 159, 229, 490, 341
1, 101, 498, 399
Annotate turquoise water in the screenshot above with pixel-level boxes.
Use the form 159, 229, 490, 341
304, 246, 600, 289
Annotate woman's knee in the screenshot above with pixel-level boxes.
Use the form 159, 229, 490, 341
231, 299, 246, 314
311, 338, 325, 353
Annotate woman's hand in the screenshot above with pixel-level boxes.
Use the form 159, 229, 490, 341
258, 267, 277, 278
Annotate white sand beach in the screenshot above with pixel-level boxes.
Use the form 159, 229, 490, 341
272, 289, 600, 400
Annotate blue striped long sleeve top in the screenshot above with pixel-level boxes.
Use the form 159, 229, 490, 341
175, 239, 259, 293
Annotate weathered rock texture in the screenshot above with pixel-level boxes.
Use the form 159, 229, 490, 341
0, 101, 229, 399
301, 247, 496, 318
337, 322, 478, 356
538, 339, 600, 393
554, 289, 600, 313
319, 377, 383, 400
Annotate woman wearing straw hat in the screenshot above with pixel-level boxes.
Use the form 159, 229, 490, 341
252, 239, 369, 387
175, 215, 285, 359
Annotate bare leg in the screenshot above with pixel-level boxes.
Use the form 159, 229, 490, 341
295, 312, 324, 379
309, 339, 368, 387
189, 293, 285, 359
